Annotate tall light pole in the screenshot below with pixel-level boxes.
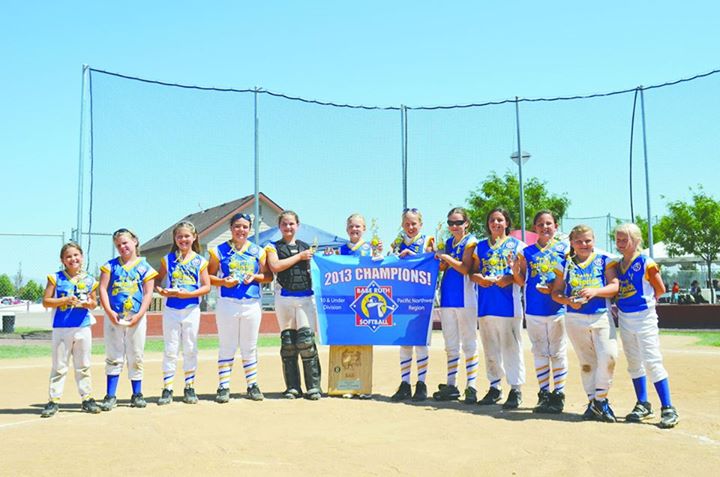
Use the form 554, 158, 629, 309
511, 150, 530, 242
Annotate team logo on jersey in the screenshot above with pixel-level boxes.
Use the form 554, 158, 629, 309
350, 280, 398, 332
594, 257, 603, 268
632, 262, 642, 272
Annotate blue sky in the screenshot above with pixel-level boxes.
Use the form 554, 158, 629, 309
2, 1, 719, 280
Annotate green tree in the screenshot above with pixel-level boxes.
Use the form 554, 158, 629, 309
611, 215, 666, 246
0, 274, 14, 296
657, 188, 720, 303
466, 170, 570, 237
18, 280, 44, 303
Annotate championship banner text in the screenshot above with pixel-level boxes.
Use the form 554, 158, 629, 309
311, 253, 440, 346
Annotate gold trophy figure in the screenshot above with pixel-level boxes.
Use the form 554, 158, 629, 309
434, 221, 446, 253
74, 278, 89, 304
310, 236, 319, 253
117, 297, 134, 326
167, 268, 183, 293
535, 259, 555, 291
485, 251, 502, 281
569, 272, 588, 305
370, 218, 382, 261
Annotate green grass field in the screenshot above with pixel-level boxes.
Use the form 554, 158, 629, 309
1, 330, 717, 360
0, 335, 281, 360
660, 330, 720, 347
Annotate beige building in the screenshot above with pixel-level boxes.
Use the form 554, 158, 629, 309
142, 192, 283, 271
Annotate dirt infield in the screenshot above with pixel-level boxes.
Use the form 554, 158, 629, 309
1, 333, 718, 476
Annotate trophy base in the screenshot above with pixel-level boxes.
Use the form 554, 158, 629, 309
370, 255, 384, 262
570, 296, 588, 305
164, 288, 180, 293
484, 275, 499, 283
535, 284, 550, 292
116, 320, 131, 327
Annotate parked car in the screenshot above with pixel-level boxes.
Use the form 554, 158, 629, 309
1, 296, 20, 305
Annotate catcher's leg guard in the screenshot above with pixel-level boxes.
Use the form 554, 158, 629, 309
296, 327, 322, 398
280, 329, 301, 398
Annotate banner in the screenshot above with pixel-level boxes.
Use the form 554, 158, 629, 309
311, 253, 440, 346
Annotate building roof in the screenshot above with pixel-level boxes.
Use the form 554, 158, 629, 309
141, 192, 283, 254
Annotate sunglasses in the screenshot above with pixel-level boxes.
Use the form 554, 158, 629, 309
403, 208, 419, 213
231, 213, 252, 224
447, 220, 466, 226
113, 228, 136, 238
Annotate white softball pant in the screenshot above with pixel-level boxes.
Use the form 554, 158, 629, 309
49, 326, 92, 401
565, 311, 618, 400
275, 294, 317, 332
526, 313, 568, 389
216, 297, 262, 388
618, 308, 669, 383
478, 315, 526, 388
162, 306, 201, 389
104, 315, 147, 380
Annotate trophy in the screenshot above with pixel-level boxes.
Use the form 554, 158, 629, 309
535, 259, 555, 292
166, 268, 183, 293
434, 221, 446, 253
568, 273, 588, 305
117, 297, 133, 326
370, 218, 382, 261
228, 260, 243, 283
485, 251, 502, 281
74, 276, 89, 304
310, 236, 319, 253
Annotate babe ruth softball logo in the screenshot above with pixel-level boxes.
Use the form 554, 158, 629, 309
350, 280, 398, 332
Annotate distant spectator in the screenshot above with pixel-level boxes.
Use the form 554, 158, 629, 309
690, 280, 707, 304
671, 282, 680, 303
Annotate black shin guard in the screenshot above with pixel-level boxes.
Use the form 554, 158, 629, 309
296, 327, 322, 395
280, 329, 301, 396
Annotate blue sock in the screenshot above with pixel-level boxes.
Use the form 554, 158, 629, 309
632, 376, 648, 402
654, 378, 672, 408
107, 374, 120, 397
131, 380, 142, 395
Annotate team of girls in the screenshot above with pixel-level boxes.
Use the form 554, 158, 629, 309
39, 210, 678, 428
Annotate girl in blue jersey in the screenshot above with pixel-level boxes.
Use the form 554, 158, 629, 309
551, 225, 619, 422
97, 228, 158, 411
155, 221, 211, 405
339, 213, 374, 257
266, 210, 322, 400
471, 208, 526, 409
432, 207, 480, 404
515, 211, 569, 413
40, 242, 101, 417
389, 208, 435, 402
209, 213, 270, 403
614, 223, 678, 428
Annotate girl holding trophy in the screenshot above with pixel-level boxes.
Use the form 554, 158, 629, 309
614, 223, 678, 428
433, 207, 480, 404
97, 228, 158, 411
470, 208, 526, 409
265, 211, 322, 400
515, 211, 569, 413
208, 213, 270, 403
40, 242, 101, 417
155, 221, 211, 405
389, 208, 434, 402
551, 225, 619, 422
339, 213, 374, 257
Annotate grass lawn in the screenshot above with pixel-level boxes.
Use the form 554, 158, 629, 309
660, 330, 720, 347
0, 335, 281, 360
